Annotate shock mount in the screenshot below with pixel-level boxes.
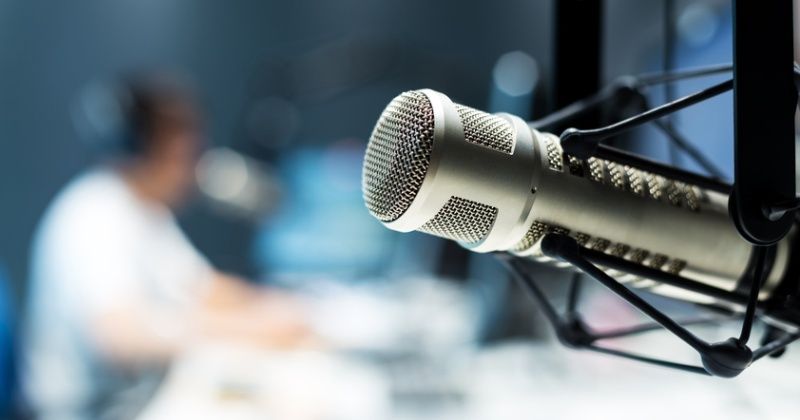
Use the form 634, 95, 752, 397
499, 0, 800, 377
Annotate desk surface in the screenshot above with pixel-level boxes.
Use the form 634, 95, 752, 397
138, 279, 800, 420
138, 338, 800, 420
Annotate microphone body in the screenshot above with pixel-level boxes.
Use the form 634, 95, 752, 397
362, 89, 793, 304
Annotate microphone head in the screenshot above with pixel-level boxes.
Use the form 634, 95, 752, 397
362, 91, 436, 223
362, 89, 542, 252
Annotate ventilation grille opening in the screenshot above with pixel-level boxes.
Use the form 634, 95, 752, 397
455, 104, 515, 154
419, 196, 498, 244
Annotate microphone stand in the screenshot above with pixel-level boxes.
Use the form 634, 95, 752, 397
500, 0, 800, 377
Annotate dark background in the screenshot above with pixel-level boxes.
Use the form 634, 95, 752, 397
0, 0, 734, 297
0, 0, 553, 294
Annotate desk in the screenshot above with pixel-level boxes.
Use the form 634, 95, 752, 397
138, 338, 800, 420
137, 278, 800, 420
138, 344, 391, 420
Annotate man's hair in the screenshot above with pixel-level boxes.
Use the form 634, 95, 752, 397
115, 75, 198, 156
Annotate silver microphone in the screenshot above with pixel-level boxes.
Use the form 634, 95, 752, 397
361, 89, 792, 303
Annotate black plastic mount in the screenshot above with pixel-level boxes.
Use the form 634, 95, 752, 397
730, 0, 797, 245
497, 234, 800, 377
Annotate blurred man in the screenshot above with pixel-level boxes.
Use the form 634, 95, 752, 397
22, 77, 311, 420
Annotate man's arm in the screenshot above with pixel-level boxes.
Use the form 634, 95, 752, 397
87, 273, 313, 363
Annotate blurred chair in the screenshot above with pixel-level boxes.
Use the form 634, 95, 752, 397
0, 264, 18, 417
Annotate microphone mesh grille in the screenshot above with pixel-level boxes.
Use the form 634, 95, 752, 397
419, 196, 498, 244
454, 104, 515, 154
362, 91, 435, 222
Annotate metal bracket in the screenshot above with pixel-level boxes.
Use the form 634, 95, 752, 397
497, 234, 800, 377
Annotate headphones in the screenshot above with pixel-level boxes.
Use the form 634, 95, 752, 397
75, 77, 190, 158
109, 83, 144, 156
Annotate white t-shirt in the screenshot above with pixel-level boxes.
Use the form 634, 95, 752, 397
23, 167, 213, 420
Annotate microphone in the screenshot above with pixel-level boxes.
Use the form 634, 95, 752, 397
361, 89, 794, 305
